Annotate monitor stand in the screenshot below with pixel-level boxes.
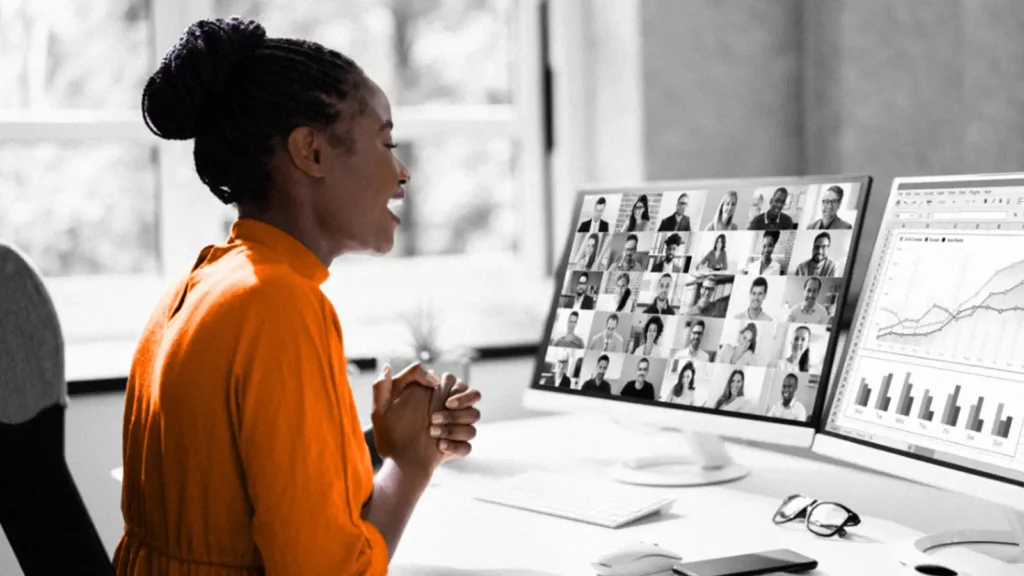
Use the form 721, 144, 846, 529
894, 508, 1024, 576
608, 429, 748, 487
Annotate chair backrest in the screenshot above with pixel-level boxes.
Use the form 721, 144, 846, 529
0, 242, 114, 575
0, 243, 65, 425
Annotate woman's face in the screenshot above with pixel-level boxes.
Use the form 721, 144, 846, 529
682, 370, 693, 386
617, 277, 628, 295
792, 329, 809, 353
633, 201, 644, 218
730, 373, 744, 396
715, 237, 724, 250
738, 329, 753, 351
585, 237, 596, 255
646, 323, 659, 342
723, 195, 736, 218
316, 78, 410, 256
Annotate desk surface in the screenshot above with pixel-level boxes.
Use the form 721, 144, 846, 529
389, 413, 1000, 575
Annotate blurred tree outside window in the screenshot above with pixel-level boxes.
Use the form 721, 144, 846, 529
1, 0, 522, 277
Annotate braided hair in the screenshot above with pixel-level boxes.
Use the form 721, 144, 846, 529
141, 17, 369, 207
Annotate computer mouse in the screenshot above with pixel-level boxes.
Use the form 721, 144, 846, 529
592, 541, 683, 576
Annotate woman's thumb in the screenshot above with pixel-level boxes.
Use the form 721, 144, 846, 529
372, 363, 393, 413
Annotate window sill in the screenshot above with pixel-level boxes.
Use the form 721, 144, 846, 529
57, 253, 553, 383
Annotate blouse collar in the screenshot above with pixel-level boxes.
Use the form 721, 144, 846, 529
228, 218, 330, 285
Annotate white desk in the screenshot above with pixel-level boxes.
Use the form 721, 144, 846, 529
390, 413, 940, 575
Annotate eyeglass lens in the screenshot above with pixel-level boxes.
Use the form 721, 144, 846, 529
774, 495, 815, 524
807, 502, 850, 536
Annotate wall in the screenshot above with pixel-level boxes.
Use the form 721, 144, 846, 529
640, 0, 1024, 308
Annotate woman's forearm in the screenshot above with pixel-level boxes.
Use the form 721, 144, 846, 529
361, 459, 432, 561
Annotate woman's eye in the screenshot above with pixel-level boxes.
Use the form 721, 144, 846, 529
385, 142, 399, 149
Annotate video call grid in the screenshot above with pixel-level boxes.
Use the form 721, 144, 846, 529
540, 182, 863, 423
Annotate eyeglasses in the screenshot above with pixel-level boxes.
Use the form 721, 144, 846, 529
772, 494, 861, 538
821, 199, 841, 205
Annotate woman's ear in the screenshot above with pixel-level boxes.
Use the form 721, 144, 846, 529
285, 126, 327, 178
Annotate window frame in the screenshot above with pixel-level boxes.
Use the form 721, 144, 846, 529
1, 0, 550, 382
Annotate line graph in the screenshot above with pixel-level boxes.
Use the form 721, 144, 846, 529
865, 231, 1024, 373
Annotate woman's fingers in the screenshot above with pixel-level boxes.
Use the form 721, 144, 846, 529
438, 439, 473, 458
431, 407, 480, 426
430, 423, 477, 442
445, 387, 482, 409
391, 362, 441, 397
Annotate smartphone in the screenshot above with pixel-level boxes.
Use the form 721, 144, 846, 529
672, 548, 818, 576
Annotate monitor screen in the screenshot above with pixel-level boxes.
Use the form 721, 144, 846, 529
823, 174, 1024, 487
532, 176, 872, 427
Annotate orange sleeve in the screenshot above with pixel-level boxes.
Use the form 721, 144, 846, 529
230, 279, 388, 575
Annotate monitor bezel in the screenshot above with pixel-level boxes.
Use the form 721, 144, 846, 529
527, 174, 873, 442
814, 172, 1024, 504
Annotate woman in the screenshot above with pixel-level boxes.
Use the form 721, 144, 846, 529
660, 360, 697, 405
574, 233, 601, 270
717, 322, 758, 367
117, 18, 482, 575
777, 325, 812, 372
713, 369, 758, 414
621, 194, 652, 232
629, 315, 664, 356
705, 190, 739, 231
614, 272, 636, 313
697, 234, 729, 272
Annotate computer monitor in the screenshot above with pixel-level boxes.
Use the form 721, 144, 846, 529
816, 173, 1024, 576
524, 175, 873, 486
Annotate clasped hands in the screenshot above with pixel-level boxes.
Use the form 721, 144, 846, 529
370, 362, 482, 475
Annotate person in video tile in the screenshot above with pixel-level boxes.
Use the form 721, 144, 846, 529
744, 231, 782, 276
610, 234, 645, 272
620, 357, 656, 400
794, 232, 838, 277
578, 196, 610, 232
573, 233, 602, 271
650, 233, 684, 273
580, 354, 613, 395
696, 234, 729, 273
767, 373, 808, 421
717, 322, 758, 367
776, 325, 811, 372
685, 277, 717, 316
588, 313, 625, 352
733, 276, 772, 321
672, 319, 711, 362
807, 185, 852, 230
787, 277, 830, 324
543, 356, 572, 389
658, 193, 692, 232
613, 272, 637, 313
713, 369, 758, 415
550, 310, 585, 349
660, 360, 697, 406
622, 194, 653, 232
706, 190, 739, 231
570, 272, 596, 310
629, 315, 665, 356
748, 187, 795, 230
643, 273, 677, 315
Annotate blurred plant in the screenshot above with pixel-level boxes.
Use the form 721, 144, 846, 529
400, 298, 475, 365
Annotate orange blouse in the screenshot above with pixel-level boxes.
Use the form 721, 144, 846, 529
114, 218, 388, 575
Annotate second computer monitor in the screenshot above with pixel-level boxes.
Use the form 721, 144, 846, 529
528, 175, 872, 446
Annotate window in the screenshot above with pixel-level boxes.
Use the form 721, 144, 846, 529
0, 0, 548, 380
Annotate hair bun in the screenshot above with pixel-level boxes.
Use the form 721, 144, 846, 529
142, 17, 267, 140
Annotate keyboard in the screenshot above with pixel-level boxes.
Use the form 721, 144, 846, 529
472, 470, 676, 528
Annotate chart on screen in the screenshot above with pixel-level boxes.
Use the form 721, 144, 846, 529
844, 356, 1023, 458
864, 231, 1024, 374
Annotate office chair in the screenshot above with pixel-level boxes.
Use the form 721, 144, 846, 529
0, 242, 115, 575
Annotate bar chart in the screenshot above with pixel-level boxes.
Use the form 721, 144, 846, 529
844, 356, 1023, 456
